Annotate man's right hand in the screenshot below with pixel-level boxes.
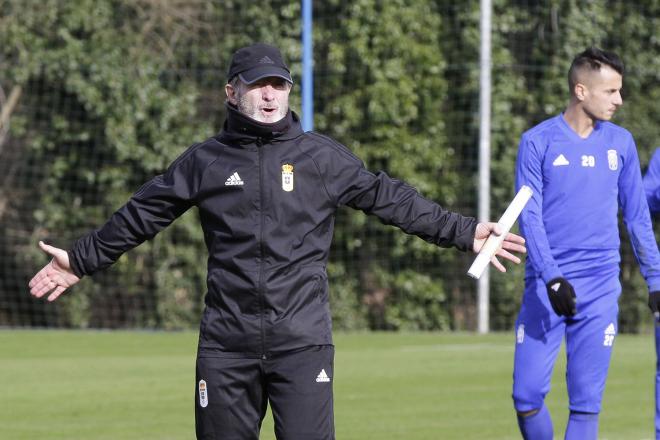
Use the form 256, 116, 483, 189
546, 277, 577, 317
29, 241, 80, 302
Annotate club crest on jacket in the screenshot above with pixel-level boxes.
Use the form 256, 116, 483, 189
282, 163, 294, 192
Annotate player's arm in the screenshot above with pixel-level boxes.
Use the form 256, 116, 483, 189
30, 147, 203, 300
618, 141, 660, 313
643, 147, 660, 215
68, 175, 194, 277
315, 137, 525, 269
515, 134, 575, 316
643, 148, 660, 317
515, 134, 559, 279
344, 171, 525, 269
68, 156, 200, 278
342, 169, 477, 248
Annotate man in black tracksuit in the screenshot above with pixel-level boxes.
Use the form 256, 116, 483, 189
29, 43, 526, 439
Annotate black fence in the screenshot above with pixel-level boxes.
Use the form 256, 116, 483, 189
1, 0, 658, 332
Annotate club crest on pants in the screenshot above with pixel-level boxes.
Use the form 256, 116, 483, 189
516, 324, 525, 344
199, 379, 208, 408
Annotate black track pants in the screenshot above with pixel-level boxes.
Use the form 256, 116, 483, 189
195, 345, 335, 440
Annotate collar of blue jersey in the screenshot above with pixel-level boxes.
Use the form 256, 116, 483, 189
218, 103, 303, 146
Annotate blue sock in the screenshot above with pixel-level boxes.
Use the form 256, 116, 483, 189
517, 405, 553, 440
565, 411, 598, 440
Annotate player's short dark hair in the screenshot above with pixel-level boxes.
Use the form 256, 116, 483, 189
568, 47, 624, 93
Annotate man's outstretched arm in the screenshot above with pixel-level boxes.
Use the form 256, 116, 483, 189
311, 136, 526, 272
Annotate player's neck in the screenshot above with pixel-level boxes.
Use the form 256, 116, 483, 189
562, 104, 596, 139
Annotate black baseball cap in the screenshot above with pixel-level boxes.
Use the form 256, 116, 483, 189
227, 43, 293, 85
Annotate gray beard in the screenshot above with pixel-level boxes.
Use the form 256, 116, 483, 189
237, 94, 288, 123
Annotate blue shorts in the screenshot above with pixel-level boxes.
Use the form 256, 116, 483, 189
512, 273, 621, 414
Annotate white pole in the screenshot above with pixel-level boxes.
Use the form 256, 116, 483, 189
477, 0, 492, 334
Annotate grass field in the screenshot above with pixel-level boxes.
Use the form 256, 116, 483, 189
0, 330, 655, 440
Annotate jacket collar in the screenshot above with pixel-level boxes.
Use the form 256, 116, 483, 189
217, 103, 304, 146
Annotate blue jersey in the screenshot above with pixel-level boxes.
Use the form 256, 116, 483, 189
644, 147, 660, 215
644, 148, 660, 440
515, 114, 660, 292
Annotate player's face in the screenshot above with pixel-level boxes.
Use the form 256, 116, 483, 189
579, 65, 623, 121
226, 77, 291, 123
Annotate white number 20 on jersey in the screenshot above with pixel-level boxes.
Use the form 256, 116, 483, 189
581, 155, 595, 167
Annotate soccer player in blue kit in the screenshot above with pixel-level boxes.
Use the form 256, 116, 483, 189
644, 147, 660, 439
512, 47, 660, 440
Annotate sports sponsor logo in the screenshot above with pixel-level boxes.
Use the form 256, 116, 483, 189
316, 369, 330, 383
199, 379, 209, 408
552, 154, 569, 166
225, 172, 244, 186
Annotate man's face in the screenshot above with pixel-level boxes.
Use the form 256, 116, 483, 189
577, 65, 623, 121
226, 77, 291, 123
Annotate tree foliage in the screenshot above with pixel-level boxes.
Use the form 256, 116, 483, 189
0, 0, 657, 332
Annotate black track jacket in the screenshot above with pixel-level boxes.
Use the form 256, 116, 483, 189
69, 104, 477, 356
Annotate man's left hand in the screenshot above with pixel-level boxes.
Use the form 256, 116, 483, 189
473, 222, 526, 272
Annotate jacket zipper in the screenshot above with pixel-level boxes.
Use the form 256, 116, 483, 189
256, 138, 267, 360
